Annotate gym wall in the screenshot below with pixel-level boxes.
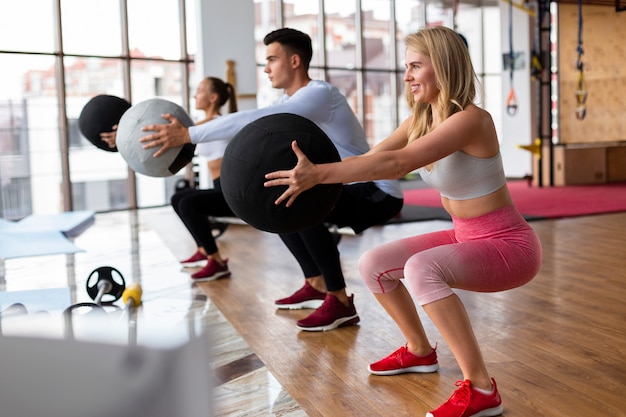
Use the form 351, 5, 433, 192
558, 4, 626, 144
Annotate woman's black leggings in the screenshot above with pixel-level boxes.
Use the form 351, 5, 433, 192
279, 182, 403, 292
170, 178, 234, 254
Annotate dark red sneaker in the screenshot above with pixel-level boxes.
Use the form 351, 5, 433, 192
368, 345, 439, 375
274, 282, 326, 310
426, 379, 503, 417
296, 293, 359, 331
180, 251, 207, 268
191, 258, 230, 282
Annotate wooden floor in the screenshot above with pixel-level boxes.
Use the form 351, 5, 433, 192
194, 212, 626, 417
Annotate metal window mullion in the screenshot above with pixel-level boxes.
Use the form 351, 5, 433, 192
480, 6, 487, 106
319, 0, 327, 80
53, 0, 72, 212
276, 0, 284, 28
179, 0, 194, 185
419, 0, 427, 27
389, 0, 399, 126
179, 0, 190, 112
355, 0, 365, 126
120, 0, 137, 209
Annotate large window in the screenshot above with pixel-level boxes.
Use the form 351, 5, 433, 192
254, 0, 502, 149
1, 0, 501, 219
0, 0, 195, 219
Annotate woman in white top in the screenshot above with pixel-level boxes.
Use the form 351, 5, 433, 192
192, 76, 238, 181
171, 77, 237, 278
264, 26, 542, 417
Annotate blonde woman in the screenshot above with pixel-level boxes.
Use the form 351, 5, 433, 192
265, 26, 542, 417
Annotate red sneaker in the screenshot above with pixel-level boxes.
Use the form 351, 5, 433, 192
368, 345, 439, 375
426, 379, 503, 417
274, 282, 326, 310
191, 258, 230, 282
296, 293, 359, 331
180, 251, 207, 268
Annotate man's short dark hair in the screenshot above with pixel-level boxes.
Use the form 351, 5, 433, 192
263, 28, 313, 70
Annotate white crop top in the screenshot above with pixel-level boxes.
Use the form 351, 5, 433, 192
417, 151, 506, 200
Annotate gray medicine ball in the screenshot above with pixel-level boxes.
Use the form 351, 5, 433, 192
116, 98, 196, 177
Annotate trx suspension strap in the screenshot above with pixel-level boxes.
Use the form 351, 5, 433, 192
575, 0, 587, 120
530, 0, 543, 82
506, 0, 518, 116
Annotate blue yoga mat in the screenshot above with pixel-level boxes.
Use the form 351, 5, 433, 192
0, 211, 94, 259
16, 211, 95, 238
0, 230, 85, 260
0, 287, 72, 313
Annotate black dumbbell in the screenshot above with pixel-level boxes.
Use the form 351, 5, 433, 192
86, 266, 126, 305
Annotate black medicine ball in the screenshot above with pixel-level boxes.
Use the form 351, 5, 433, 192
78, 95, 131, 152
220, 113, 342, 234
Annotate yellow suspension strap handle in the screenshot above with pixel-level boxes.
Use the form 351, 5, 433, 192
575, 0, 587, 120
530, 53, 543, 82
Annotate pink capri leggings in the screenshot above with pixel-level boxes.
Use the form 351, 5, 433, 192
358, 205, 542, 305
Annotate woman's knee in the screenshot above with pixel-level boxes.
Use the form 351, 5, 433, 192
404, 255, 453, 305
358, 247, 402, 294
358, 246, 385, 278
171, 189, 194, 213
